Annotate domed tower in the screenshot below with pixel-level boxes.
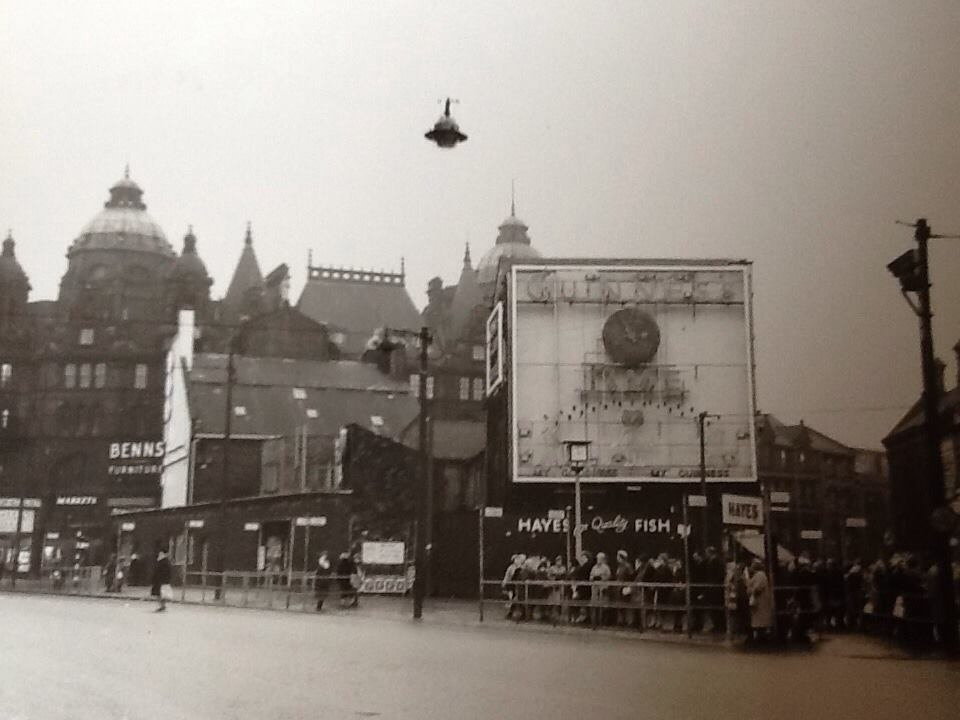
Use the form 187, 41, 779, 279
166, 226, 212, 315
476, 198, 541, 290
0, 230, 31, 323
58, 169, 176, 321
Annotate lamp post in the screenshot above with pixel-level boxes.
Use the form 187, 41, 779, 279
564, 440, 591, 558
412, 326, 432, 619
887, 217, 959, 655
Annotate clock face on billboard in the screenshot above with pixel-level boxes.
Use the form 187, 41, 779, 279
602, 308, 660, 367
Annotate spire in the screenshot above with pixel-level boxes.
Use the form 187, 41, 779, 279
3, 229, 14, 257
511, 179, 516, 217
463, 242, 472, 270
224, 223, 264, 309
245, 221, 252, 245
183, 225, 197, 254
124, 163, 130, 180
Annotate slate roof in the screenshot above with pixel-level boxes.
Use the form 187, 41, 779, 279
398, 417, 486, 460
297, 272, 421, 356
188, 354, 418, 444
885, 386, 960, 440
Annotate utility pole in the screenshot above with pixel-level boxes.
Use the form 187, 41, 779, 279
697, 412, 719, 552
215, 324, 243, 600
888, 218, 959, 655
412, 326, 432, 619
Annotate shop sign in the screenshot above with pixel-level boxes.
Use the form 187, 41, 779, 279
187, 519, 204, 529
516, 513, 679, 536
107, 441, 165, 477
547, 508, 566, 520
800, 530, 823, 540
770, 491, 791, 505
687, 494, 707, 507
107, 497, 156, 508
721, 494, 763, 527
244, 522, 260, 532
56, 496, 98, 506
46, 531, 60, 540
483, 506, 503, 518
361, 541, 405, 565
120, 522, 136, 532
295, 516, 327, 527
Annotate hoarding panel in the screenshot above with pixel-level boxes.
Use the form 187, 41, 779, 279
511, 263, 757, 484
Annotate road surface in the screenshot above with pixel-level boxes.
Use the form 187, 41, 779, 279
0, 593, 957, 720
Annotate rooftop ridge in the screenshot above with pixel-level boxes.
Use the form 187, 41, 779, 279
307, 262, 405, 287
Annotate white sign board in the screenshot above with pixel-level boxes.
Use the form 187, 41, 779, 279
687, 494, 707, 507
800, 530, 823, 540
770, 491, 791, 505
120, 522, 136, 532
484, 506, 504, 518
547, 509, 566, 520
511, 263, 757, 483
244, 522, 260, 532
361, 541, 405, 565
721, 494, 764, 527
187, 519, 204, 529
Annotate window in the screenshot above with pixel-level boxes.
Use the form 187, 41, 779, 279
292, 387, 307, 400
472, 377, 484, 401
94, 363, 107, 389
134, 363, 148, 390
1, 409, 9, 429
0, 363, 11, 388
410, 373, 419, 398
79, 363, 92, 389
79, 328, 94, 346
459, 377, 470, 401
64, 364, 77, 389
426, 376, 434, 400
779, 450, 787, 468
472, 345, 485, 361
799, 452, 806, 465
306, 408, 318, 419
233, 405, 247, 416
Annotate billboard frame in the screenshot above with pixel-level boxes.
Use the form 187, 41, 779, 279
509, 261, 758, 485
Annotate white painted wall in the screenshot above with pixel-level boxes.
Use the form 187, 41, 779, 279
161, 310, 195, 507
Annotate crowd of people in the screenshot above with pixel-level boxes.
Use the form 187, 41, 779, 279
500, 547, 960, 647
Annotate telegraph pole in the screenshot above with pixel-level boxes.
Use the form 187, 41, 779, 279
888, 218, 959, 654
412, 326, 432, 619
215, 324, 243, 600
697, 412, 720, 552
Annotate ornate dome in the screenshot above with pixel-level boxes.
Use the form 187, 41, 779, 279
68, 170, 175, 258
476, 204, 540, 285
0, 231, 30, 290
171, 226, 211, 281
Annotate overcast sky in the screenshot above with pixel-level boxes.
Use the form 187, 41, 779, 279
2, 1, 958, 449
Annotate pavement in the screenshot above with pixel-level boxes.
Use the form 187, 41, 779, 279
0, 592, 957, 720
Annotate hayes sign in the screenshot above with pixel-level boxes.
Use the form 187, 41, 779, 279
721, 494, 763, 527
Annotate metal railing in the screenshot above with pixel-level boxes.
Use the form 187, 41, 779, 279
175, 571, 361, 611
480, 579, 730, 638
0, 566, 103, 595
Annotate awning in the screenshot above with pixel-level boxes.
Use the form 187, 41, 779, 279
733, 532, 795, 563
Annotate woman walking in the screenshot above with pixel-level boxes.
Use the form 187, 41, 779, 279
151, 549, 172, 613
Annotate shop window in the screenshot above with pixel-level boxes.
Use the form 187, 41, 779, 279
64, 363, 77, 389
94, 363, 107, 389
134, 363, 148, 390
79, 363, 92, 389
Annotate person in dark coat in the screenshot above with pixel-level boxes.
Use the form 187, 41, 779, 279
151, 550, 172, 612
314, 551, 332, 611
336, 551, 359, 608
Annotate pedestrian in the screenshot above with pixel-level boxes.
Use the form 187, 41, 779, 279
314, 550, 332, 611
703, 546, 725, 633
501, 554, 525, 619
151, 550, 172, 613
337, 551, 359, 608
746, 558, 773, 643
104, 553, 117, 593
614, 550, 634, 626
590, 552, 612, 625
569, 551, 593, 624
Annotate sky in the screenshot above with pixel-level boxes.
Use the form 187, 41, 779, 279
1, 1, 959, 450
